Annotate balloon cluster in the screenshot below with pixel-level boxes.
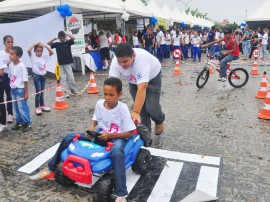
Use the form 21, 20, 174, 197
57, 4, 73, 17
180, 22, 186, 27
240, 20, 246, 29
151, 17, 158, 25
121, 10, 130, 21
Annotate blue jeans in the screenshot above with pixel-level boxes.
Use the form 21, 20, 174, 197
145, 45, 153, 54
220, 54, 238, 78
33, 73, 46, 108
129, 72, 165, 132
184, 44, 189, 58
11, 88, 31, 126
242, 40, 250, 58
4, 73, 12, 115
48, 132, 128, 197
262, 44, 268, 59
214, 45, 219, 53
165, 45, 170, 58
157, 46, 163, 62
190, 44, 194, 57
193, 46, 201, 61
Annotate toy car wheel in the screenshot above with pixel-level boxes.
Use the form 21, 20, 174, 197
132, 149, 151, 175
96, 174, 115, 202
55, 163, 75, 187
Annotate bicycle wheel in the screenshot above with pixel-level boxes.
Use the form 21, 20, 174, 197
228, 68, 249, 88
196, 67, 210, 89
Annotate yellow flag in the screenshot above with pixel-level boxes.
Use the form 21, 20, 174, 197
55, 63, 60, 80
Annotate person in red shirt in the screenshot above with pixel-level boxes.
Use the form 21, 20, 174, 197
202, 28, 239, 82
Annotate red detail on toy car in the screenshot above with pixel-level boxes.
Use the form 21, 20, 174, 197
62, 155, 92, 184
105, 142, 114, 151
72, 134, 81, 142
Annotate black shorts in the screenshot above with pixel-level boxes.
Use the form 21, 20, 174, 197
100, 47, 110, 60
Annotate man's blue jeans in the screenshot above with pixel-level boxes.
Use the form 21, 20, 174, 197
220, 54, 238, 78
33, 73, 46, 108
11, 88, 31, 126
242, 40, 250, 58
48, 132, 128, 197
145, 45, 153, 54
129, 72, 165, 132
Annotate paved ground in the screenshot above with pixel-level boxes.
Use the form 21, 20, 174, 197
1, 54, 270, 202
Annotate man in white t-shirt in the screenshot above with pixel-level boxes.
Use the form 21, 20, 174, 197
109, 43, 165, 135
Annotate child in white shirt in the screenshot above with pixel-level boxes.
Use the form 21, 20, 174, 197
30, 77, 136, 202
28, 42, 53, 115
9, 46, 31, 132
262, 28, 269, 60
132, 31, 139, 48
192, 30, 202, 62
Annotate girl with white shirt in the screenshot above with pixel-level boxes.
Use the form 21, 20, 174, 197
0, 35, 15, 126
132, 31, 139, 48
262, 28, 269, 60
156, 26, 166, 62
172, 30, 181, 60
165, 30, 171, 59
28, 42, 53, 115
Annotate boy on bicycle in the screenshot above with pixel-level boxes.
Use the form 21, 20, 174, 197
202, 28, 239, 82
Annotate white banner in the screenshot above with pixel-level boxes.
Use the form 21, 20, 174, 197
0, 11, 64, 73
66, 14, 85, 54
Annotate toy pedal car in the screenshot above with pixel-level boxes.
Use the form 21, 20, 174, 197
55, 129, 152, 201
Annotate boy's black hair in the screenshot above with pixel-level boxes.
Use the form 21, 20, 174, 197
115, 43, 134, 58
34, 45, 43, 52
3, 35, 13, 43
11, 46, 23, 57
58, 31, 66, 38
104, 77, 122, 94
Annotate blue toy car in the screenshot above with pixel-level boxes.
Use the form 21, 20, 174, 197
54, 130, 152, 201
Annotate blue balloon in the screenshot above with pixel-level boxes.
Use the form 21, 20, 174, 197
57, 5, 63, 12
60, 11, 66, 17
151, 17, 157, 25
67, 10, 72, 17
63, 4, 70, 11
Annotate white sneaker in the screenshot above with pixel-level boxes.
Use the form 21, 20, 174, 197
218, 77, 227, 82
35, 108, 42, 115
0, 124, 7, 132
115, 197, 127, 202
65, 94, 70, 98
40, 105, 51, 112
7, 114, 13, 123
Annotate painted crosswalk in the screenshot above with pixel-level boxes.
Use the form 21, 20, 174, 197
18, 143, 221, 201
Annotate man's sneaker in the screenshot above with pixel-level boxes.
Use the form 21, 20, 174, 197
0, 124, 7, 132
22, 125, 32, 133
40, 105, 50, 112
11, 123, 22, 130
155, 122, 164, 135
29, 167, 55, 181
7, 114, 13, 123
115, 197, 127, 202
218, 77, 227, 82
65, 94, 70, 98
35, 107, 42, 115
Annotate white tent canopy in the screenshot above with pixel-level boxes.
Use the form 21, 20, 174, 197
247, 0, 270, 21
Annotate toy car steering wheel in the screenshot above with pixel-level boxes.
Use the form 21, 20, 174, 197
85, 130, 108, 146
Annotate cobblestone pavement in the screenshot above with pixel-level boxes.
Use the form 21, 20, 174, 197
1, 55, 270, 202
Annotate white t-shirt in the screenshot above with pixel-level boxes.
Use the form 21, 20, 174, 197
133, 36, 139, 46
9, 62, 28, 89
170, 30, 176, 37
262, 33, 269, 45
30, 54, 50, 76
157, 31, 165, 45
192, 36, 201, 47
109, 48, 161, 85
0, 50, 11, 74
93, 99, 136, 133
183, 33, 189, 44
173, 35, 181, 46
166, 34, 171, 45
190, 34, 194, 44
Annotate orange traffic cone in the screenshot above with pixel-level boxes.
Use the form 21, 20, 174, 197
53, 82, 69, 110
256, 72, 269, 99
87, 72, 99, 94
209, 67, 214, 74
258, 89, 270, 120
250, 58, 259, 75
173, 59, 181, 75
